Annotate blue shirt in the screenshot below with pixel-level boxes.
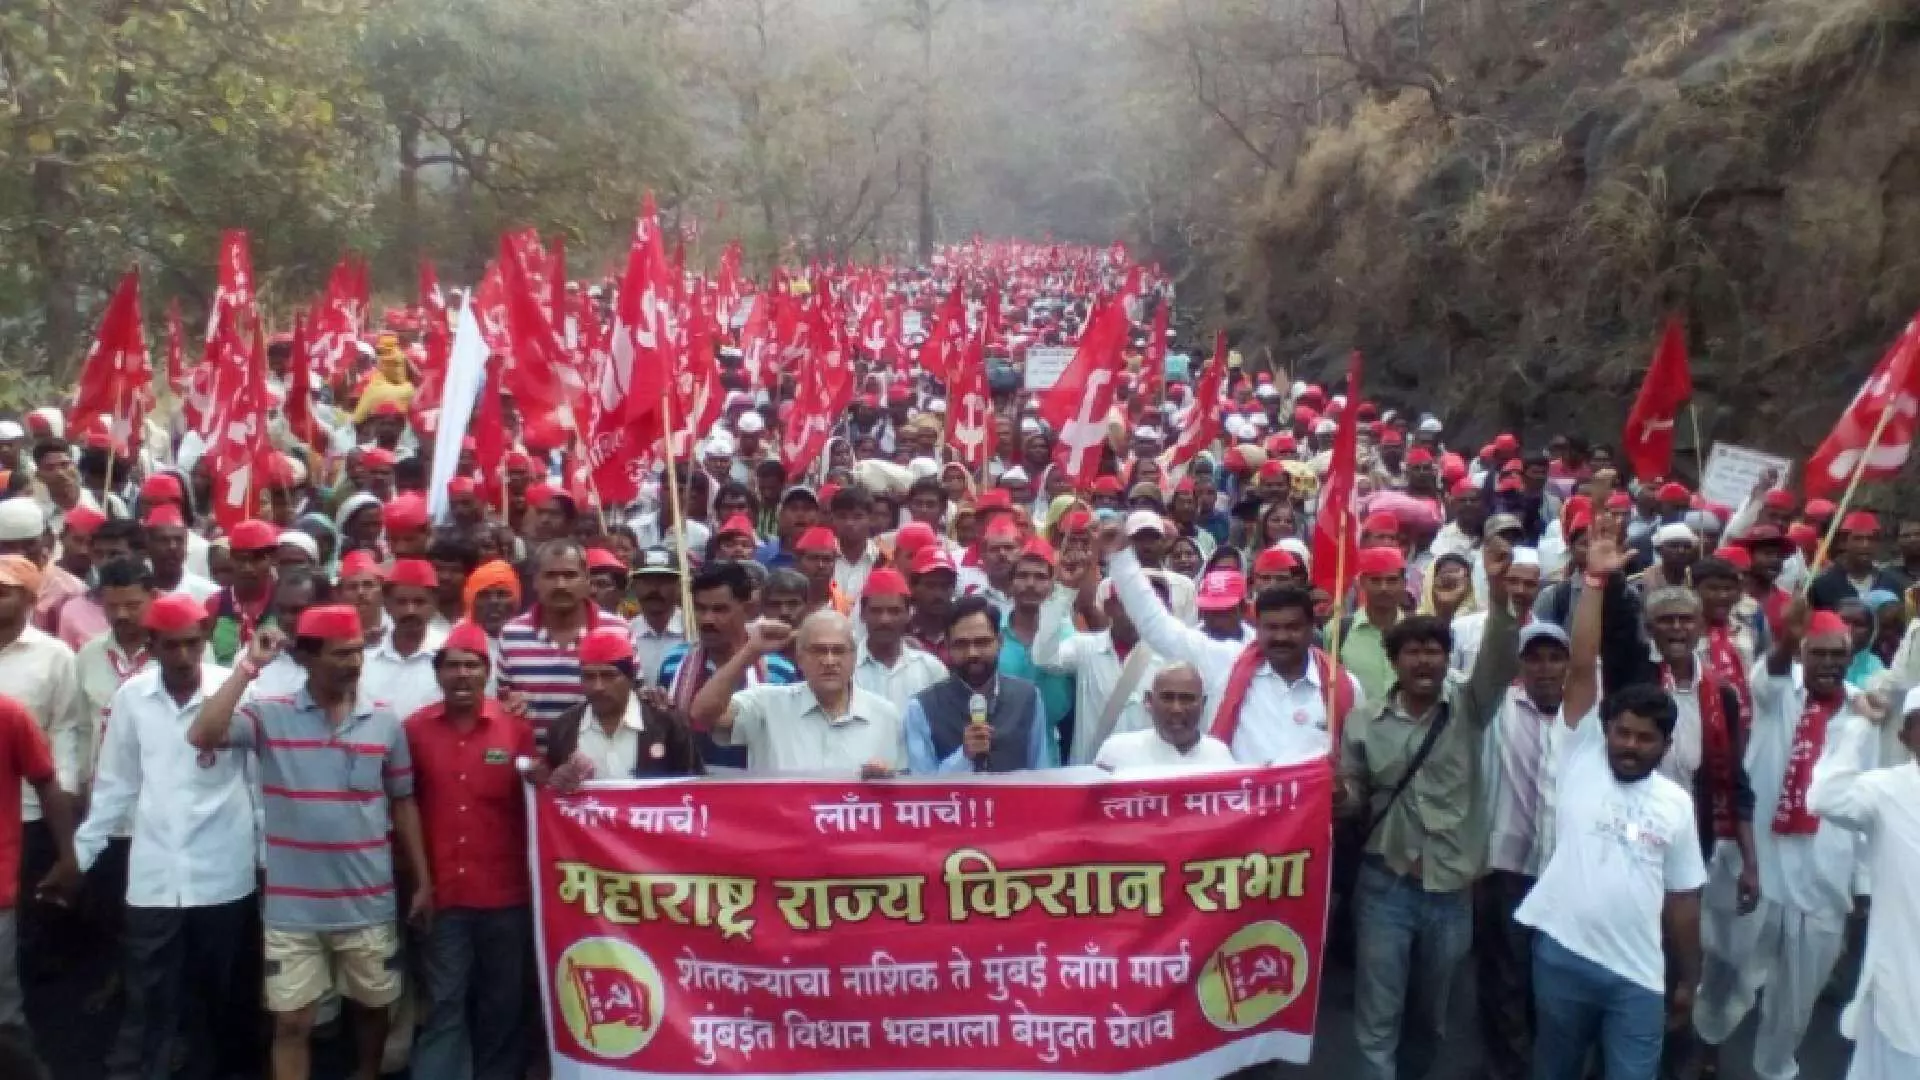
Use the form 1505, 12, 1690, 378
996, 612, 1072, 767
657, 643, 799, 769
901, 690, 1051, 774
754, 539, 796, 570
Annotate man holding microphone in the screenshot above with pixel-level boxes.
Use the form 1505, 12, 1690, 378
902, 595, 1051, 773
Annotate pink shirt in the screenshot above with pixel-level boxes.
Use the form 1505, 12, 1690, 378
55, 596, 109, 653
33, 565, 88, 637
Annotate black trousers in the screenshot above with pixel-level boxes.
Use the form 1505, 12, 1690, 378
107, 894, 259, 1080
1474, 869, 1536, 1080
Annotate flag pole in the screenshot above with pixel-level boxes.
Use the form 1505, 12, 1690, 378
1688, 403, 1706, 482
1322, 510, 1350, 764
1808, 403, 1897, 578
658, 392, 698, 637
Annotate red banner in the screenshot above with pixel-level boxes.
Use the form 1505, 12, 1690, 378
533, 763, 1331, 1077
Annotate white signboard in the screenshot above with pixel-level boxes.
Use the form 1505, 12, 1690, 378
1023, 347, 1076, 390
901, 310, 924, 338
1701, 442, 1792, 511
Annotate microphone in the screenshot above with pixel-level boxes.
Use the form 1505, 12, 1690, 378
968, 692, 990, 772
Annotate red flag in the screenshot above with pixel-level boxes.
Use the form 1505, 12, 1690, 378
918, 285, 966, 383
1040, 295, 1129, 487
69, 269, 150, 454
1139, 300, 1170, 406
586, 196, 679, 504
283, 312, 327, 448
1804, 315, 1920, 499
165, 300, 187, 402
1222, 943, 1297, 1011
1312, 351, 1364, 600
208, 320, 271, 532
309, 257, 367, 383
1164, 330, 1226, 471
944, 324, 992, 474
567, 960, 653, 1031
418, 260, 450, 396
472, 352, 508, 495
498, 233, 577, 424
548, 234, 569, 332
202, 230, 254, 361
1622, 317, 1693, 482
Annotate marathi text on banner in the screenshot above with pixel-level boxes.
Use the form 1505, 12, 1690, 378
532, 764, 1332, 1079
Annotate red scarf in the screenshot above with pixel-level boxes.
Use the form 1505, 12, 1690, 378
669, 643, 769, 730
1211, 644, 1354, 750
1772, 690, 1841, 836
1667, 663, 1735, 839
1704, 624, 1752, 726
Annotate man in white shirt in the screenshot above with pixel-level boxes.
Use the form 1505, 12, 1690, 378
828, 485, 883, 606
0, 554, 86, 939
627, 548, 685, 687
691, 611, 906, 777
1035, 569, 1169, 765
851, 569, 947, 716
1106, 542, 1363, 765
1696, 602, 1870, 1080
359, 559, 448, 725
42, 593, 258, 1079
1094, 663, 1235, 773
1808, 687, 1920, 1080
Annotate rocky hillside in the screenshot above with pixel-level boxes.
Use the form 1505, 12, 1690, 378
1237, 0, 1920, 468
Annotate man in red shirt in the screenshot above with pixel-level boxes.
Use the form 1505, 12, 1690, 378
403, 622, 537, 1080
0, 691, 79, 1037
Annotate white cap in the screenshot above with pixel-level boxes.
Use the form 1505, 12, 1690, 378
0, 422, 22, 441
1314, 418, 1337, 435
1124, 510, 1166, 537
276, 531, 320, 560
1279, 537, 1311, 568
1249, 413, 1270, 429
1652, 522, 1698, 547
1291, 380, 1308, 398
1418, 417, 1444, 434
702, 431, 736, 458
753, 389, 772, 407
1510, 546, 1541, 569
27, 407, 63, 440
1225, 417, 1253, 441
736, 412, 766, 435
0, 499, 46, 542
929, 399, 947, 414
1019, 418, 1042, 436
999, 466, 1030, 485
1135, 426, 1163, 442
909, 457, 940, 480
1255, 384, 1280, 399
723, 391, 751, 411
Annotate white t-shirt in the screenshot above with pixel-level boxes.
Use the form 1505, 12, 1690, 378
1094, 729, 1238, 774
1516, 707, 1708, 993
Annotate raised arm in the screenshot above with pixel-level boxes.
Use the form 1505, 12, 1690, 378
1461, 537, 1520, 728
1564, 530, 1628, 726
1808, 711, 1885, 832
1106, 545, 1224, 670
189, 629, 283, 750
1768, 592, 1808, 679
687, 621, 790, 739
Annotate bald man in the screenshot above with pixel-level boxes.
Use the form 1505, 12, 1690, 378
687, 610, 906, 777
1093, 663, 1236, 773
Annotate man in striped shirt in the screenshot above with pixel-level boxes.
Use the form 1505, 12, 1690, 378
190, 604, 431, 1080
497, 539, 620, 746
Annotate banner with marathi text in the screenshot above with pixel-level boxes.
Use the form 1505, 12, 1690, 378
533, 763, 1331, 1078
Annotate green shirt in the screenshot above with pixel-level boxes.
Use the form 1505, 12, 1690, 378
1336, 601, 1519, 893
1339, 608, 1397, 703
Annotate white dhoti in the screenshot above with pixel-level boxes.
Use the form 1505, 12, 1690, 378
1695, 880, 1847, 1080
1846, 1012, 1920, 1080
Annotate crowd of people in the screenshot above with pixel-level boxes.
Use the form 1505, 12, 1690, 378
0, 252, 1914, 1080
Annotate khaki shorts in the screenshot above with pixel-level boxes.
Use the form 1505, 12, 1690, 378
263, 923, 402, 1013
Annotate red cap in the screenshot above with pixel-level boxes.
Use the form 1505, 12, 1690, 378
818, 483, 841, 506
1196, 570, 1248, 612
1292, 405, 1318, 426
142, 593, 206, 634
1714, 545, 1752, 570
1223, 448, 1251, 472
1405, 447, 1434, 466
1060, 509, 1093, 534
62, 506, 106, 538
888, 384, 912, 402
1175, 477, 1196, 494
143, 505, 185, 530
139, 474, 184, 504
371, 401, 405, 419
1270, 434, 1298, 454
504, 451, 534, 473
863, 568, 911, 599
910, 547, 958, 577
1355, 546, 1406, 576
1090, 476, 1124, 496
1362, 511, 1399, 535
1258, 460, 1286, 481
1787, 521, 1820, 550
586, 548, 627, 574
1356, 402, 1379, 421
340, 550, 385, 582
1493, 433, 1519, 453
976, 489, 1012, 511
440, 621, 491, 659
1605, 491, 1633, 511
1478, 445, 1497, 463
1497, 475, 1524, 494
1565, 512, 1593, 539
382, 493, 429, 534
716, 515, 755, 540
859, 393, 880, 409
1804, 498, 1837, 521
795, 526, 839, 554
1841, 511, 1879, 535
1742, 523, 1787, 545
361, 447, 396, 469
1017, 536, 1057, 567
1379, 428, 1404, 447
387, 558, 438, 590
229, 519, 279, 552
1806, 610, 1852, 640
1761, 489, 1796, 512
1253, 547, 1301, 573
1450, 478, 1478, 498
578, 628, 635, 668
294, 605, 363, 641
447, 476, 477, 498
894, 522, 938, 559
1657, 482, 1690, 503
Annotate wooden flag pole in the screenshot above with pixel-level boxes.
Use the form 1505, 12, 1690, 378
1322, 510, 1350, 765
1807, 403, 1897, 578
658, 393, 698, 635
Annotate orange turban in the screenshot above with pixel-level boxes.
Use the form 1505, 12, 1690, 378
463, 559, 522, 617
